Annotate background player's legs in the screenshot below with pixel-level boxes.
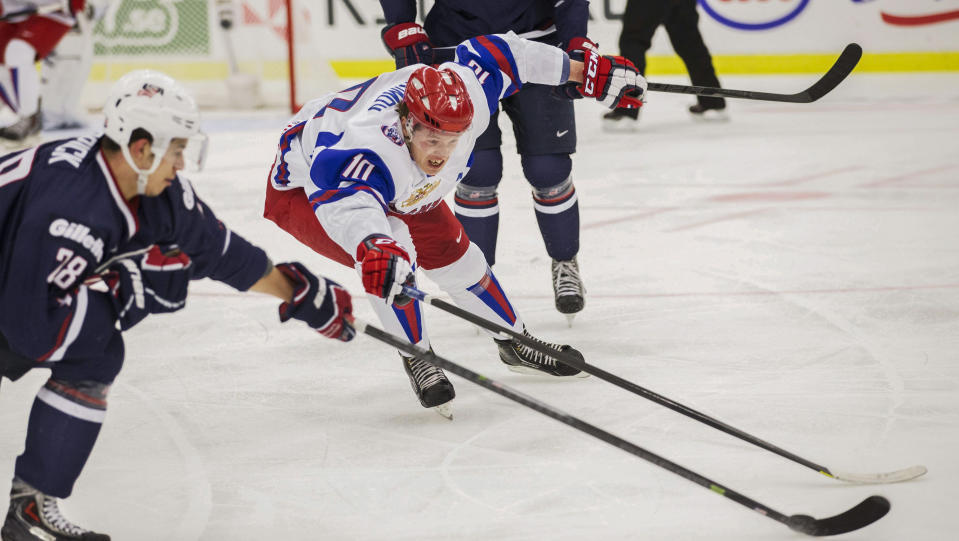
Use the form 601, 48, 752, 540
454, 108, 504, 267
502, 84, 585, 316
663, 0, 727, 113
523, 154, 578, 262
605, 0, 671, 129
522, 153, 585, 315
0, 16, 73, 142
454, 148, 503, 266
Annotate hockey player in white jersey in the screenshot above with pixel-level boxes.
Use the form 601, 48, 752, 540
264, 32, 645, 416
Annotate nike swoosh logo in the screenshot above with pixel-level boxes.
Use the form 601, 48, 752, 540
456, 230, 463, 243
556, 130, 569, 137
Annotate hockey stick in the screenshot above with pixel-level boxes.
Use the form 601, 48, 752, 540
400, 285, 927, 485
354, 317, 890, 536
433, 43, 861, 104
0, 3, 63, 21
646, 43, 863, 103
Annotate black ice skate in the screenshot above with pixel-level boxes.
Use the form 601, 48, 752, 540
688, 103, 729, 122
2, 477, 110, 541
495, 328, 588, 378
551, 257, 585, 324
402, 353, 455, 419
601, 106, 639, 133
0, 112, 42, 144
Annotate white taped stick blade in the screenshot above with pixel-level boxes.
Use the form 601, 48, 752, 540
831, 465, 928, 484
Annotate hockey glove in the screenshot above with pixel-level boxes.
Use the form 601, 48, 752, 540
381, 22, 433, 68
98, 245, 193, 330
356, 234, 414, 305
58, 0, 86, 17
566, 37, 599, 62
276, 262, 355, 342
575, 50, 646, 110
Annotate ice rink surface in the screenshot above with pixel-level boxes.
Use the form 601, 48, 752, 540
2, 73, 958, 540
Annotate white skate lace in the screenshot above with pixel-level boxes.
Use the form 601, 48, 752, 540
514, 331, 561, 368
41, 496, 88, 536
406, 357, 446, 389
552, 259, 584, 298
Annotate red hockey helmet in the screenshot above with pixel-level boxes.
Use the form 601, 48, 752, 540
403, 66, 473, 134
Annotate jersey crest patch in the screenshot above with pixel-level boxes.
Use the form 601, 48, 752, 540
381, 123, 404, 146
401, 180, 440, 208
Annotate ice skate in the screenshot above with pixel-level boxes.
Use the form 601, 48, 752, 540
688, 103, 729, 122
2, 477, 110, 541
551, 257, 585, 325
0, 112, 42, 146
601, 106, 639, 133
495, 328, 588, 378
402, 353, 455, 419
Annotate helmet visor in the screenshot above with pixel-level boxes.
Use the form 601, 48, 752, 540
161, 132, 209, 173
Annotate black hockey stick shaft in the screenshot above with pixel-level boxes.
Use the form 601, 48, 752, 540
646, 44, 862, 103
355, 319, 889, 536
400, 286, 922, 483
0, 3, 62, 21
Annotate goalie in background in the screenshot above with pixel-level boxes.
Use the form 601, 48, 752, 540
39, 0, 111, 131
0, 0, 85, 144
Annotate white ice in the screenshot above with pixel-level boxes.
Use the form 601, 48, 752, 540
2, 73, 958, 540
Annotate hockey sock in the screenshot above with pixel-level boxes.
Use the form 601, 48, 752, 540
3, 39, 41, 117
14, 379, 108, 498
423, 243, 524, 337
523, 154, 579, 261
453, 149, 503, 266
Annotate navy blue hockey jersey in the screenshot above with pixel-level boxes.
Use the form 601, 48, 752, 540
0, 135, 269, 367
380, 0, 589, 49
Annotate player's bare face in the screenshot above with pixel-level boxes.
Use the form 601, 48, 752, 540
144, 139, 188, 196
406, 122, 462, 176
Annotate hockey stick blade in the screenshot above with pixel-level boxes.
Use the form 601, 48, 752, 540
787, 496, 890, 537
828, 465, 927, 484
647, 43, 863, 103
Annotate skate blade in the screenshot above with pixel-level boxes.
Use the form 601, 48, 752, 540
564, 314, 576, 328
601, 119, 639, 133
433, 402, 453, 420
690, 110, 730, 122
506, 365, 591, 379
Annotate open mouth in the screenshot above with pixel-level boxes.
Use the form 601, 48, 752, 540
428, 159, 444, 167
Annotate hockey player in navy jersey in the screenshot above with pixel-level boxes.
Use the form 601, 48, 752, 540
380, 0, 599, 319
264, 32, 645, 417
0, 70, 355, 540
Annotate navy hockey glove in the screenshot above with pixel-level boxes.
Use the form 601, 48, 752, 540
99, 246, 193, 330
276, 262, 355, 342
563, 49, 646, 110
381, 22, 433, 68
356, 235, 414, 305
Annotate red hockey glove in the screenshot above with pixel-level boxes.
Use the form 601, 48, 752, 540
57, 0, 85, 17
276, 262, 355, 342
566, 37, 598, 61
381, 22, 433, 68
356, 234, 414, 304
578, 49, 647, 110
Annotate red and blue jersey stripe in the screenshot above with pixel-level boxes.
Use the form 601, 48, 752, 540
468, 269, 517, 326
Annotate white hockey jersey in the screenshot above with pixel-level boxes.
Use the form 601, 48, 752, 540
269, 32, 569, 257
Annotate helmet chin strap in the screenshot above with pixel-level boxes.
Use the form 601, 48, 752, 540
119, 141, 165, 195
